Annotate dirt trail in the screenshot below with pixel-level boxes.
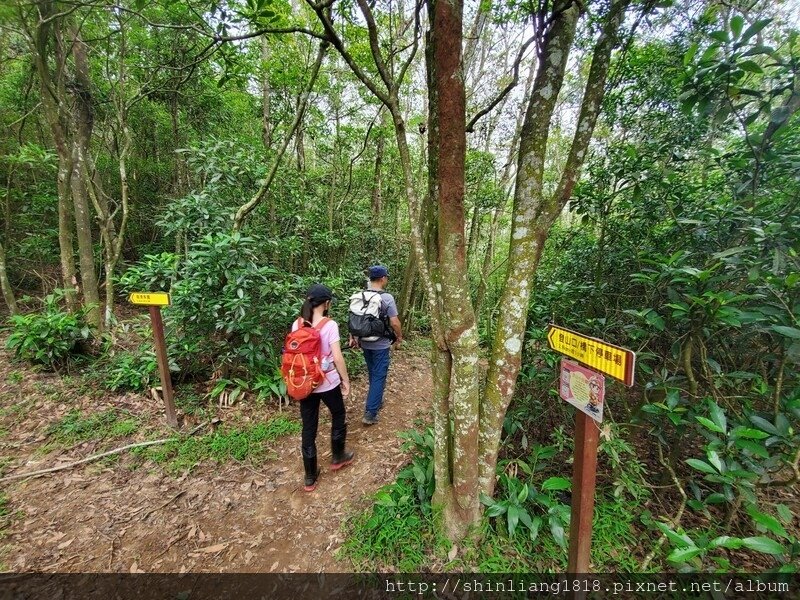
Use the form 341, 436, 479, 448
0, 349, 432, 573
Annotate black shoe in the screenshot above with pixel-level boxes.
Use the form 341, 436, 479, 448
303, 456, 320, 491
331, 437, 355, 471
362, 412, 378, 425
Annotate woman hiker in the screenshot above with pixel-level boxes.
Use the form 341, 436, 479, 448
291, 284, 355, 491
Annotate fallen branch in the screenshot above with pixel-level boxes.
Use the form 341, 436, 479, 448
0, 421, 211, 484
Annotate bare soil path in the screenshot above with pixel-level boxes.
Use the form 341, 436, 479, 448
0, 346, 432, 573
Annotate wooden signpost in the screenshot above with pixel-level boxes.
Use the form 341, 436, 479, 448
129, 292, 178, 428
547, 324, 635, 578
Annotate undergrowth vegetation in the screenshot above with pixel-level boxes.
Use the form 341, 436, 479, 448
132, 415, 301, 475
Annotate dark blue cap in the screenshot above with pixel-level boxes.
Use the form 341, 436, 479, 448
368, 265, 389, 279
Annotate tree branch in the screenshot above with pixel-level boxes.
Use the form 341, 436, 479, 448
232, 40, 329, 231
467, 34, 536, 133
550, 0, 630, 209
305, 0, 391, 106
355, 0, 394, 91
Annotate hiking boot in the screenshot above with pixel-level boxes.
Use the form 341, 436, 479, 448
362, 412, 378, 426
330, 438, 355, 471
303, 456, 320, 492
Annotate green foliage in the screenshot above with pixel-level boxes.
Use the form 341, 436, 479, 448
340, 427, 444, 571
117, 253, 179, 295
655, 503, 799, 572
5, 291, 92, 369
135, 416, 300, 474
166, 231, 305, 376
46, 409, 139, 446
100, 347, 176, 392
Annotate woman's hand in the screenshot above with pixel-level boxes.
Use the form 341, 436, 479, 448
341, 380, 351, 398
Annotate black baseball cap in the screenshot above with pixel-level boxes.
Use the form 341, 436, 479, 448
306, 283, 333, 302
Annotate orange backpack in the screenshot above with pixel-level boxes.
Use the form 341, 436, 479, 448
280, 317, 330, 401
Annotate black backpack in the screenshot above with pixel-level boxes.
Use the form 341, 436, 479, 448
347, 290, 396, 342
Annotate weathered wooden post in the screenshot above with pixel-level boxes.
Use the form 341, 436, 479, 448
547, 324, 635, 583
129, 292, 178, 428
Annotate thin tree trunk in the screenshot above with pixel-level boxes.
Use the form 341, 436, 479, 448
466, 204, 481, 265
261, 36, 273, 151
68, 25, 102, 329
475, 207, 501, 314
233, 41, 328, 231
0, 238, 17, 315
32, 2, 78, 311
372, 114, 385, 216
479, 0, 630, 496
57, 168, 78, 311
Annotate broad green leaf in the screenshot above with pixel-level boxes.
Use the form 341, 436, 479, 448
741, 536, 786, 555
655, 522, 693, 547
686, 458, 717, 475
517, 483, 530, 504
550, 517, 567, 549
749, 415, 780, 436
741, 18, 772, 43
747, 505, 788, 538
486, 503, 507, 518
667, 546, 704, 563
772, 325, 800, 339
730, 15, 744, 39
507, 505, 520, 537
776, 505, 793, 524
696, 416, 724, 433
709, 536, 743, 549
732, 427, 770, 440
735, 439, 769, 458
542, 477, 571, 491
738, 60, 763, 74
707, 450, 724, 473
708, 401, 727, 434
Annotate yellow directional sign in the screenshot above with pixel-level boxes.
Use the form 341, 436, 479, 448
547, 324, 635, 387
129, 292, 170, 306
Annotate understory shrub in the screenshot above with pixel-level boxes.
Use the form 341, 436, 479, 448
5, 291, 92, 370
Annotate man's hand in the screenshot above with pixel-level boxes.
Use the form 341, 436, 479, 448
393, 337, 403, 349
348, 335, 360, 349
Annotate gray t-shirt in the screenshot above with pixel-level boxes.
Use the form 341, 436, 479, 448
359, 288, 398, 350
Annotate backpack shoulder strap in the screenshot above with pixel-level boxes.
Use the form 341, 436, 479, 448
313, 317, 331, 331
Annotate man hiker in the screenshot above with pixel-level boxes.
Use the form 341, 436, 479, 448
349, 265, 403, 425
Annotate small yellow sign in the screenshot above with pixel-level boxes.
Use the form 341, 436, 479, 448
129, 292, 170, 306
547, 324, 635, 387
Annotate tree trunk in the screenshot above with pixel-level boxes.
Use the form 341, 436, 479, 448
57, 169, 78, 311
32, 2, 78, 311
0, 238, 17, 315
427, 0, 482, 539
475, 207, 501, 314
478, 0, 630, 496
466, 203, 481, 266
261, 36, 273, 152
66, 25, 102, 329
372, 114, 385, 216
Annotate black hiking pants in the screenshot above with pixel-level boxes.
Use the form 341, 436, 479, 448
300, 384, 347, 459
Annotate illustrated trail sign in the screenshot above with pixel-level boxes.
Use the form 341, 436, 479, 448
545, 324, 636, 581
129, 291, 170, 306
128, 292, 177, 428
547, 324, 635, 386
560, 359, 605, 423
